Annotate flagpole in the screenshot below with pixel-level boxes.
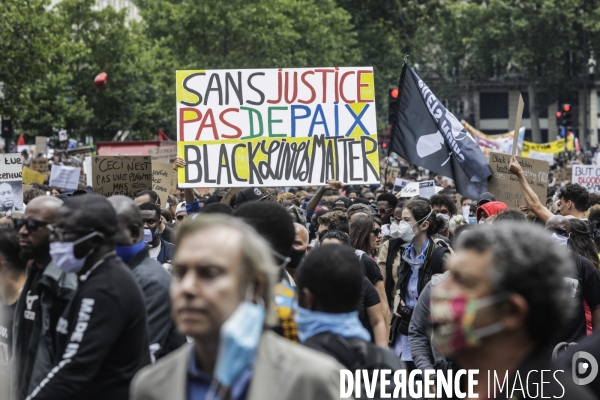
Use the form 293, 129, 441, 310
385, 55, 409, 193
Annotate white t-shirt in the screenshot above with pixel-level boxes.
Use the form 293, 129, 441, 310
148, 241, 161, 259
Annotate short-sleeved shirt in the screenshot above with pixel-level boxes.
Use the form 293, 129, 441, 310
358, 253, 384, 285
560, 252, 600, 343
358, 278, 381, 341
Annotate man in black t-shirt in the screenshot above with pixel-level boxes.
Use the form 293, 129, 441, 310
545, 215, 600, 343
0, 228, 26, 399
25, 195, 150, 400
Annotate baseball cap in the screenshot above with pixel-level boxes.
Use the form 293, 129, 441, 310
477, 192, 496, 207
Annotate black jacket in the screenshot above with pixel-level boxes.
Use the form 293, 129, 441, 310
128, 247, 185, 361
25, 255, 151, 400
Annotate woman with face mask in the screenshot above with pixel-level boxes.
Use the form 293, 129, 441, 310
389, 197, 450, 372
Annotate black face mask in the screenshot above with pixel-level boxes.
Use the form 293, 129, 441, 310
287, 248, 306, 269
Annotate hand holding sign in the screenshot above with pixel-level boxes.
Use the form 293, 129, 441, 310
509, 155, 524, 178
325, 179, 343, 192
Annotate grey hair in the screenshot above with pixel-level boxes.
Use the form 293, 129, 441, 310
456, 221, 575, 344
174, 214, 279, 325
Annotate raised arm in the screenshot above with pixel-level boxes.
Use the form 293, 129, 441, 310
304, 179, 343, 213
508, 155, 553, 223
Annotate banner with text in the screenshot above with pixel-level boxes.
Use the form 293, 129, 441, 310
487, 152, 549, 207
92, 156, 152, 197
49, 165, 80, 190
176, 68, 380, 187
572, 165, 600, 193
0, 154, 24, 213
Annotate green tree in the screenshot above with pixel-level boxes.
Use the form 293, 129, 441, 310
0, 0, 88, 139
422, 0, 580, 142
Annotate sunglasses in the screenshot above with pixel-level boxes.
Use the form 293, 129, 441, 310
546, 227, 569, 237
371, 228, 382, 236
378, 207, 392, 214
13, 218, 48, 232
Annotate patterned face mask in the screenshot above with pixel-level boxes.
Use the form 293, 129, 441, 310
430, 288, 508, 357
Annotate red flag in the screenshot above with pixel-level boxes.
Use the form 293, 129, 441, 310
158, 129, 171, 141
17, 134, 25, 146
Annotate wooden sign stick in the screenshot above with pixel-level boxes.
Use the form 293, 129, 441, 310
512, 94, 524, 156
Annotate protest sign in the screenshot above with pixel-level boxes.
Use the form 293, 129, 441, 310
176, 68, 380, 188
49, 165, 80, 190
30, 157, 49, 174
381, 166, 400, 184
528, 151, 555, 166
152, 161, 177, 205
84, 156, 93, 187
221, 188, 243, 206
555, 166, 572, 183
572, 165, 600, 193
393, 178, 409, 194
419, 180, 436, 199
487, 152, 549, 208
92, 156, 152, 197
148, 145, 177, 163
22, 167, 46, 185
0, 154, 24, 213
399, 182, 442, 198
35, 136, 47, 156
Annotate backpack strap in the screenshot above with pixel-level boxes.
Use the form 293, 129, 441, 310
317, 333, 364, 370
429, 246, 449, 275
385, 239, 404, 305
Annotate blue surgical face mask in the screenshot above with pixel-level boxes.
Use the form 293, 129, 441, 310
115, 240, 146, 263
213, 289, 265, 388
50, 232, 97, 273
294, 306, 371, 343
468, 217, 477, 224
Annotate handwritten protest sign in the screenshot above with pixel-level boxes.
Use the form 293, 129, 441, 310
572, 165, 600, 193
148, 146, 177, 163
152, 161, 177, 205
382, 166, 400, 184
487, 152, 549, 208
49, 165, 80, 190
92, 156, 152, 197
0, 154, 24, 212
176, 68, 380, 188
30, 157, 49, 174
22, 167, 46, 185
35, 136, 47, 156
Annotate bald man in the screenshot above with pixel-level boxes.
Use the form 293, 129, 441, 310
545, 215, 600, 344
108, 196, 184, 361
11, 196, 78, 400
0, 182, 16, 212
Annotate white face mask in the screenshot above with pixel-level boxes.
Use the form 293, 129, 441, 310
395, 209, 434, 243
50, 232, 97, 273
551, 232, 569, 247
478, 219, 486, 225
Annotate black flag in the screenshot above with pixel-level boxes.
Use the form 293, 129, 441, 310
390, 63, 491, 200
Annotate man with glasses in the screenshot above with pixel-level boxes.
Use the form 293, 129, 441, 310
376, 193, 398, 237
11, 196, 77, 400
25, 195, 150, 400
545, 215, 600, 344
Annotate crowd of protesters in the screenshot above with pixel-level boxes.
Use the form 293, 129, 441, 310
1, 152, 600, 399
